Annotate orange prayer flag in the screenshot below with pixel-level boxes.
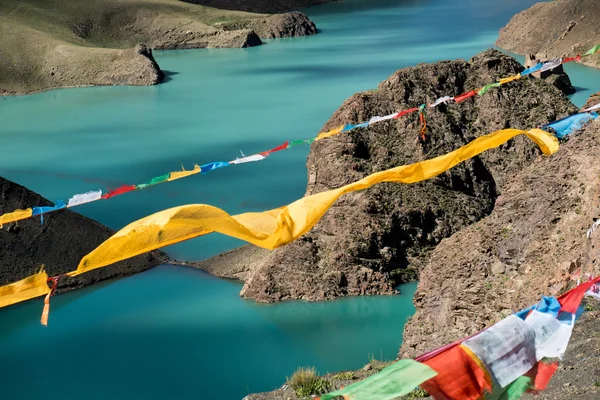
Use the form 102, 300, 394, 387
420, 344, 492, 400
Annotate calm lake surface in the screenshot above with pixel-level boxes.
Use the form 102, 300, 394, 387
1, 0, 599, 399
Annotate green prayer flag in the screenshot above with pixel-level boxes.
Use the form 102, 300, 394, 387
478, 82, 502, 96
288, 138, 315, 148
584, 44, 600, 56
486, 376, 532, 400
137, 173, 170, 189
319, 359, 437, 400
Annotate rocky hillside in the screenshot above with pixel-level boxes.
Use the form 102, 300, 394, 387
244, 89, 600, 400
583, 91, 600, 109
400, 111, 600, 356
496, 0, 600, 69
0, 0, 317, 95
0, 176, 165, 295
193, 49, 578, 304
180, 0, 335, 14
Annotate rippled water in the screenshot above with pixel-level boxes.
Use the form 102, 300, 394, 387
1, 0, 599, 399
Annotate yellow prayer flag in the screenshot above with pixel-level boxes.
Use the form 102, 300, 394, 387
168, 165, 201, 182
71, 128, 558, 276
499, 74, 522, 85
0, 208, 33, 226
315, 125, 345, 141
0, 269, 50, 308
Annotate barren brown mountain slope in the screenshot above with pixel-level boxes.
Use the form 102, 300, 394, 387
0, 0, 317, 95
244, 94, 600, 400
400, 117, 600, 358
180, 0, 336, 13
496, 0, 600, 69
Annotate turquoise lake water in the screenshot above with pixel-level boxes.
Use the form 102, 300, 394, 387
1, 0, 600, 399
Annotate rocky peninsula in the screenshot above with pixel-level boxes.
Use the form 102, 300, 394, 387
0, 176, 165, 294
0, 0, 319, 95
496, 0, 600, 69
242, 54, 600, 399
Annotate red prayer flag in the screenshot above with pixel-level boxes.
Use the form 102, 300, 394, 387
393, 107, 419, 119
525, 361, 559, 393
260, 141, 289, 157
454, 90, 478, 103
420, 345, 492, 400
563, 55, 581, 63
557, 276, 600, 314
101, 185, 137, 199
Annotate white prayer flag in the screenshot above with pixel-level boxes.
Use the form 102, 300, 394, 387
67, 190, 102, 207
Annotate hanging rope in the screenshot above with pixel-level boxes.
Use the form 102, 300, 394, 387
418, 104, 428, 141
41, 276, 60, 326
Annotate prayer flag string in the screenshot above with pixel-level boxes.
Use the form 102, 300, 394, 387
316, 277, 600, 400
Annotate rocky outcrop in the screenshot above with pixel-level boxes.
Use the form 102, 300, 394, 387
207, 49, 576, 303
244, 105, 600, 400
0, 176, 165, 294
496, 0, 600, 69
244, 87, 600, 399
400, 115, 600, 358
582, 91, 600, 110
133, 44, 165, 81
215, 12, 318, 39
523, 54, 576, 95
152, 29, 262, 50
186, 245, 270, 281
179, 0, 336, 14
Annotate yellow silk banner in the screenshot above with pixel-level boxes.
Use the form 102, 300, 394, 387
0, 269, 50, 308
70, 128, 558, 277
0, 208, 33, 226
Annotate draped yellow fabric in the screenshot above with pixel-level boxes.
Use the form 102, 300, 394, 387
168, 165, 201, 182
315, 125, 345, 141
499, 74, 521, 85
0, 208, 33, 226
0, 269, 50, 308
70, 128, 558, 276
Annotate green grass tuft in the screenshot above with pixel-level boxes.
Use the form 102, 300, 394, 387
287, 367, 332, 398
330, 371, 354, 380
